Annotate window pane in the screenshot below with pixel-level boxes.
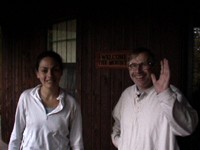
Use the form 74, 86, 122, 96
59, 64, 76, 96
66, 41, 76, 63
48, 20, 76, 63
193, 27, 200, 91
52, 24, 58, 41
67, 20, 76, 39
58, 22, 66, 41
57, 41, 67, 62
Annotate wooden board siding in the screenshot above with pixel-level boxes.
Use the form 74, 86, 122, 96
0, 8, 198, 150
1, 26, 47, 142
77, 12, 189, 150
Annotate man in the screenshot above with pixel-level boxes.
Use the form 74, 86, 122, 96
111, 47, 198, 150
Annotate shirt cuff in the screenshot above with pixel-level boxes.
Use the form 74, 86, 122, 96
157, 87, 176, 108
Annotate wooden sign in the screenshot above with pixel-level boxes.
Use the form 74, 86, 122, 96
96, 51, 130, 68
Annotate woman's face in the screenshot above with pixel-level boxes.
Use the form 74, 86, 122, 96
36, 56, 63, 89
128, 52, 153, 91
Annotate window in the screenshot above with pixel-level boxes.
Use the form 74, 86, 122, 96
0, 26, 2, 138
48, 19, 77, 96
48, 20, 76, 63
193, 27, 200, 92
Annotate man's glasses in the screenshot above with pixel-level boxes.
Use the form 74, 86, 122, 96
128, 62, 152, 71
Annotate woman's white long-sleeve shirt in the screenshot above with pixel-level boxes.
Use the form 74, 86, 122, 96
8, 85, 84, 150
111, 85, 198, 150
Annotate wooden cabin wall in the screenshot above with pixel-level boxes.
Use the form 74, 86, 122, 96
1, 25, 47, 142
1, 7, 197, 150
78, 11, 191, 150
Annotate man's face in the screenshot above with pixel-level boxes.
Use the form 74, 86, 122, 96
128, 52, 153, 91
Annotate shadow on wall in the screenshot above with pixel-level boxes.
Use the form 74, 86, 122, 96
177, 85, 200, 150
0, 139, 8, 150
189, 86, 200, 150
0, 116, 8, 150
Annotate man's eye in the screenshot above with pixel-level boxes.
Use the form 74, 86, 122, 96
142, 62, 148, 66
129, 63, 137, 68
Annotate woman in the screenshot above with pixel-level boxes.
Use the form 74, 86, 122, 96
8, 51, 84, 150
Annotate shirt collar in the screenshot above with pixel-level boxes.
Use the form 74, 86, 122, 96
134, 85, 154, 100
32, 84, 65, 104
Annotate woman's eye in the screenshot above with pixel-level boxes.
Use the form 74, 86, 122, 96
41, 69, 48, 73
53, 68, 61, 72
